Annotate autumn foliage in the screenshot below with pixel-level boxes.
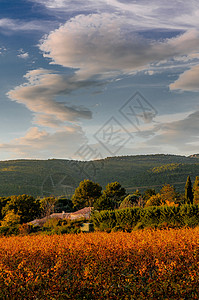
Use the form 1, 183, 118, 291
0, 228, 199, 299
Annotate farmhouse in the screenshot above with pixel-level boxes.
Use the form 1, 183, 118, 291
29, 207, 93, 227
70, 207, 93, 220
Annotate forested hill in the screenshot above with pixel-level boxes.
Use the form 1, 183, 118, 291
0, 154, 199, 197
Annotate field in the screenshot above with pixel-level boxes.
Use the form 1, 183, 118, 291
0, 229, 199, 299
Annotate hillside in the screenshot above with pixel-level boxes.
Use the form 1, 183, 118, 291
0, 154, 199, 197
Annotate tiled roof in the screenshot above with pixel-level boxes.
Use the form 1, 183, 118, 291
50, 212, 70, 219
29, 207, 93, 225
70, 207, 93, 215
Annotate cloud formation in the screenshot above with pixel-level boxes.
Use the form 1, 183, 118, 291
30, 0, 112, 13
170, 65, 199, 91
30, 0, 199, 28
32, 0, 199, 30
7, 69, 92, 128
0, 46, 7, 55
4, 0, 199, 159
17, 49, 29, 59
0, 126, 87, 159
17, 52, 29, 59
0, 18, 57, 33
146, 111, 199, 153
40, 14, 199, 80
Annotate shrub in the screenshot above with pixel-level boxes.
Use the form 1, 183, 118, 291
18, 223, 34, 235
115, 207, 141, 229
91, 210, 116, 232
0, 225, 19, 236
42, 218, 86, 234
111, 225, 125, 232
92, 205, 199, 232
179, 204, 199, 227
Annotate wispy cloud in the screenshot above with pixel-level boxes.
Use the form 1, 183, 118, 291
7, 69, 92, 128
170, 65, 199, 91
0, 18, 57, 33
0, 126, 87, 159
29, 0, 111, 13
31, 0, 199, 30
7, 8, 199, 140
146, 111, 199, 153
5, 0, 199, 159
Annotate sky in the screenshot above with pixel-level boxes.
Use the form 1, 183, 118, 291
1, 0, 199, 161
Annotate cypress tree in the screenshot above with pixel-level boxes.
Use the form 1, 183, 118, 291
185, 176, 193, 204
193, 176, 199, 205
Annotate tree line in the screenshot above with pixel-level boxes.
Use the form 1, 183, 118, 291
72, 175, 199, 210
0, 175, 199, 233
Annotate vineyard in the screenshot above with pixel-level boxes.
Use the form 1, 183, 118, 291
0, 228, 199, 299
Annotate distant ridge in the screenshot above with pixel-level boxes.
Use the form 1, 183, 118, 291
0, 154, 199, 197
189, 154, 199, 158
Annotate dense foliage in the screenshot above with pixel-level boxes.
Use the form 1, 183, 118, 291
91, 204, 199, 232
102, 182, 126, 202
1, 175, 199, 236
0, 229, 198, 299
42, 218, 87, 235
2, 194, 40, 224
72, 179, 102, 209
0, 195, 74, 235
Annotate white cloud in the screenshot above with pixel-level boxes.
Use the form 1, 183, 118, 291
127, 108, 199, 156
146, 111, 199, 152
39, 14, 199, 80
5, 0, 199, 160
31, 0, 199, 30
0, 18, 57, 32
170, 65, 199, 91
7, 69, 92, 128
7, 10, 199, 136
17, 50, 29, 59
29, 0, 111, 12
0, 126, 87, 159
0, 46, 7, 55
18, 53, 29, 59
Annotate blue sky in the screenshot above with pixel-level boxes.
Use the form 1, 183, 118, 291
1, 0, 199, 160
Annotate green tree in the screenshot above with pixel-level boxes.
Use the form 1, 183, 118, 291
40, 197, 58, 217
102, 182, 126, 205
143, 189, 156, 202
72, 180, 102, 210
185, 176, 193, 204
54, 197, 73, 213
175, 192, 185, 205
160, 184, 176, 204
145, 193, 163, 207
1, 210, 21, 227
119, 194, 139, 209
2, 194, 40, 223
93, 195, 115, 211
193, 176, 199, 205
0, 197, 10, 220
